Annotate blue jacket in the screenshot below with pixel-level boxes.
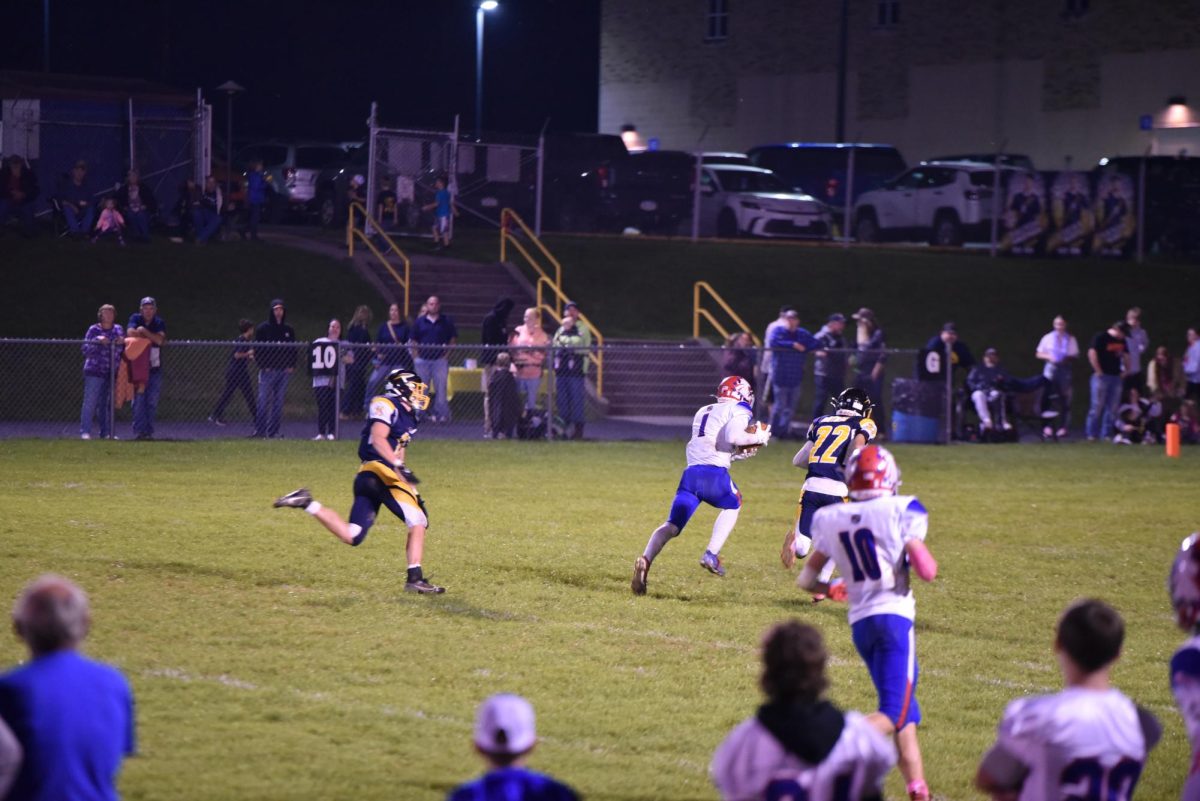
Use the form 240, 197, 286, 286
769, 326, 820, 388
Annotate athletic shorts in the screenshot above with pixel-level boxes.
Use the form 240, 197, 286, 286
667, 464, 741, 532
435, 215, 450, 234
349, 461, 428, 541
795, 489, 846, 537
851, 613, 921, 728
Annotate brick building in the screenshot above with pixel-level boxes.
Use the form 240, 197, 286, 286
599, 0, 1200, 168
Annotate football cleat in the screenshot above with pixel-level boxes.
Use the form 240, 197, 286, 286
700, 550, 726, 577
273, 488, 312, 509
404, 577, 445, 594
827, 578, 849, 602
631, 556, 649, 596
780, 530, 797, 569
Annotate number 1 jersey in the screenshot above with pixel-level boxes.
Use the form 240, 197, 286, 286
810, 495, 927, 625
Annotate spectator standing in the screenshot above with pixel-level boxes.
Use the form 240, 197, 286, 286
721, 331, 757, 386
810, 313, 847, 421
758, 305, 795, 419
252, 299, 298, 438
552, 301, 592, 440
0, 574, 137, 801
194, 175, 223, 244
115, 169, 156, 242
487, 352, 522, 439
309, 319, 343, 440
446, 694, 579, 801
851, 307, 889, 438
509, 307, 550, 411
127, 296, 166, 440
243, 158, 267, 241
57, 160, 94, 236
0, 155, 39, 238
480, 299, 515, 438
208, 319, 257, 426
975, 600, 1160, 801
1123, 306, 1150, 395
1185, 327, 1200, 403
342, 305, 373, 418
767, 310, 820, 439
710, 621, 895, 801
80, 304, 124, 440
424, 174, 458, 250
921, 322, 976, 378
366, 303, 414, 404
1035, 314, 1080, 439
1085, 321, 1130, 442
410, 296, 458, 423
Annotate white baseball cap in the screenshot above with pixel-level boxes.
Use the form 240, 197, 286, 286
473, 693, 536, 755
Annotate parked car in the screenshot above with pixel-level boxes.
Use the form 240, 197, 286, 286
698, 165, 832, 239
1093, 155, 1200, 256
931, 153, 1036, 171
235, 141, 351, 221
615, 150, 695, 233
541, 132, 630, 232
700, 152, 752, 166
852, 160, 1028, 245
314, 145, 368, 228
746, 143, 907, 215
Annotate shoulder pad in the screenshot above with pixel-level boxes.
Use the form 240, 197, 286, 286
905, 497, 927, 516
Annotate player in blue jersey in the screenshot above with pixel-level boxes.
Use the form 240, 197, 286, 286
273, 369, 445, 594
781, 388, 877, 601
1170, 532, 1200, 800
632, 377, 773, 595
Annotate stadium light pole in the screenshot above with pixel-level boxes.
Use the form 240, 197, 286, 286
475, 0, 499, 141
216, 80, 245, 200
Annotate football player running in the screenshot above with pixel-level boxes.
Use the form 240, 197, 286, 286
274, 369, 445, 594
976, 599, 1161, 801
631, 377, 772, 595
781, 388, 877, 602
797, 445, 937, 801
1170, 533, 1200, 801
711, 620, 896, 801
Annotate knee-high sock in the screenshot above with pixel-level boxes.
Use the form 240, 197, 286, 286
707, 508, 740, 555
643, 523, 679, 563
817, 557, 837, 583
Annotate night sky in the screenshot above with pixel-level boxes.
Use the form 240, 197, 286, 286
1, 0, 601, 142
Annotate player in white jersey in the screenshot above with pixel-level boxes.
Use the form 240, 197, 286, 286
631, 377, 772, 595
797, 445, 938, 801
711, 620, 896, 801
976, 599, 1161, 801
1170, 532, 1200, 800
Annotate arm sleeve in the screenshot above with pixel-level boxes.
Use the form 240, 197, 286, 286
723, 412, 759, 447
792, 441, 814, 466
899, 498, 928, 543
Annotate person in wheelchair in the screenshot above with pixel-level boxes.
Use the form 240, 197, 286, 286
967, 348, 1047, 441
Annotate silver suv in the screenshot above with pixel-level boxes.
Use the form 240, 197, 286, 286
852, 160, 1028, 246
236, 141, 350, 220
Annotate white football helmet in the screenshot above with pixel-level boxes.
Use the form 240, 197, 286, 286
716, 376, 754, 406
1170, 532, 1200, 632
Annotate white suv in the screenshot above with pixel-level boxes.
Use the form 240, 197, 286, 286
852, 160, 1027, 246
699, 165, 832, 239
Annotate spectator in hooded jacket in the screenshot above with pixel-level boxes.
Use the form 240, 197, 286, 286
252, 299, 298, 438
480, 298, 515, 437
0, 155, 39, 238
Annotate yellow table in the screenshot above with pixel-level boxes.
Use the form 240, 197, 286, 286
445, 368, 549, 401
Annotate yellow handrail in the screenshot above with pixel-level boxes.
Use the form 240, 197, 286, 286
347, 202, 411, 319
536, 277, 605, 397
500, 208, 563, 317
693, 281, 761, 346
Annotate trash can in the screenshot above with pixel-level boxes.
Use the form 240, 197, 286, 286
890, 378, 943, 443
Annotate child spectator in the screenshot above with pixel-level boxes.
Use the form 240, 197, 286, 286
488, 353, 521, 439
1114, 387, 1163, 444
91, 198, 126, 246
1177, 399, 1200, 445
376, 177, 399, 228
423, 174, 457, 250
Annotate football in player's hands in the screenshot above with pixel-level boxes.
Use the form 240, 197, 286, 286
746, 420, 772, 446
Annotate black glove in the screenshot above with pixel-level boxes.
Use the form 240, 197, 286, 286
396, 464, 421, 485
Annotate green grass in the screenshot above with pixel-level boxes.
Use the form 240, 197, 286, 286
0, 439, 1194, 800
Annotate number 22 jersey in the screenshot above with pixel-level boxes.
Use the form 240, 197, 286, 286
810, 495, 927, 625
803, 414, 878, 496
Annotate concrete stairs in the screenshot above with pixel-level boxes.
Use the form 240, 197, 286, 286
359, 253, 535, 330
601, 339, 723, 417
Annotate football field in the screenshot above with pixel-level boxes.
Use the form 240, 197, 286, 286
0, 439, 1193, 800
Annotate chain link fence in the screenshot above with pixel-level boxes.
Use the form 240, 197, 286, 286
0, 340, 1018, 444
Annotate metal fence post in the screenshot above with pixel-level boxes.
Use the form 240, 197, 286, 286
365, 102, 378, 238
842, 145, 856, 247
334, 340, 342, 441
1136, 150, 1147, 263
989, 146, 1004, 257
108, 337, 117, 439
691, 152, 703, 241
535, 128, 546, 237
944, 341, 953, 444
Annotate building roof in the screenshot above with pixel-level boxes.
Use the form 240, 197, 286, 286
0, 71, 194, 105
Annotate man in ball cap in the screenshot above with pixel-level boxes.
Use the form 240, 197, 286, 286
446, 694, 578, 801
